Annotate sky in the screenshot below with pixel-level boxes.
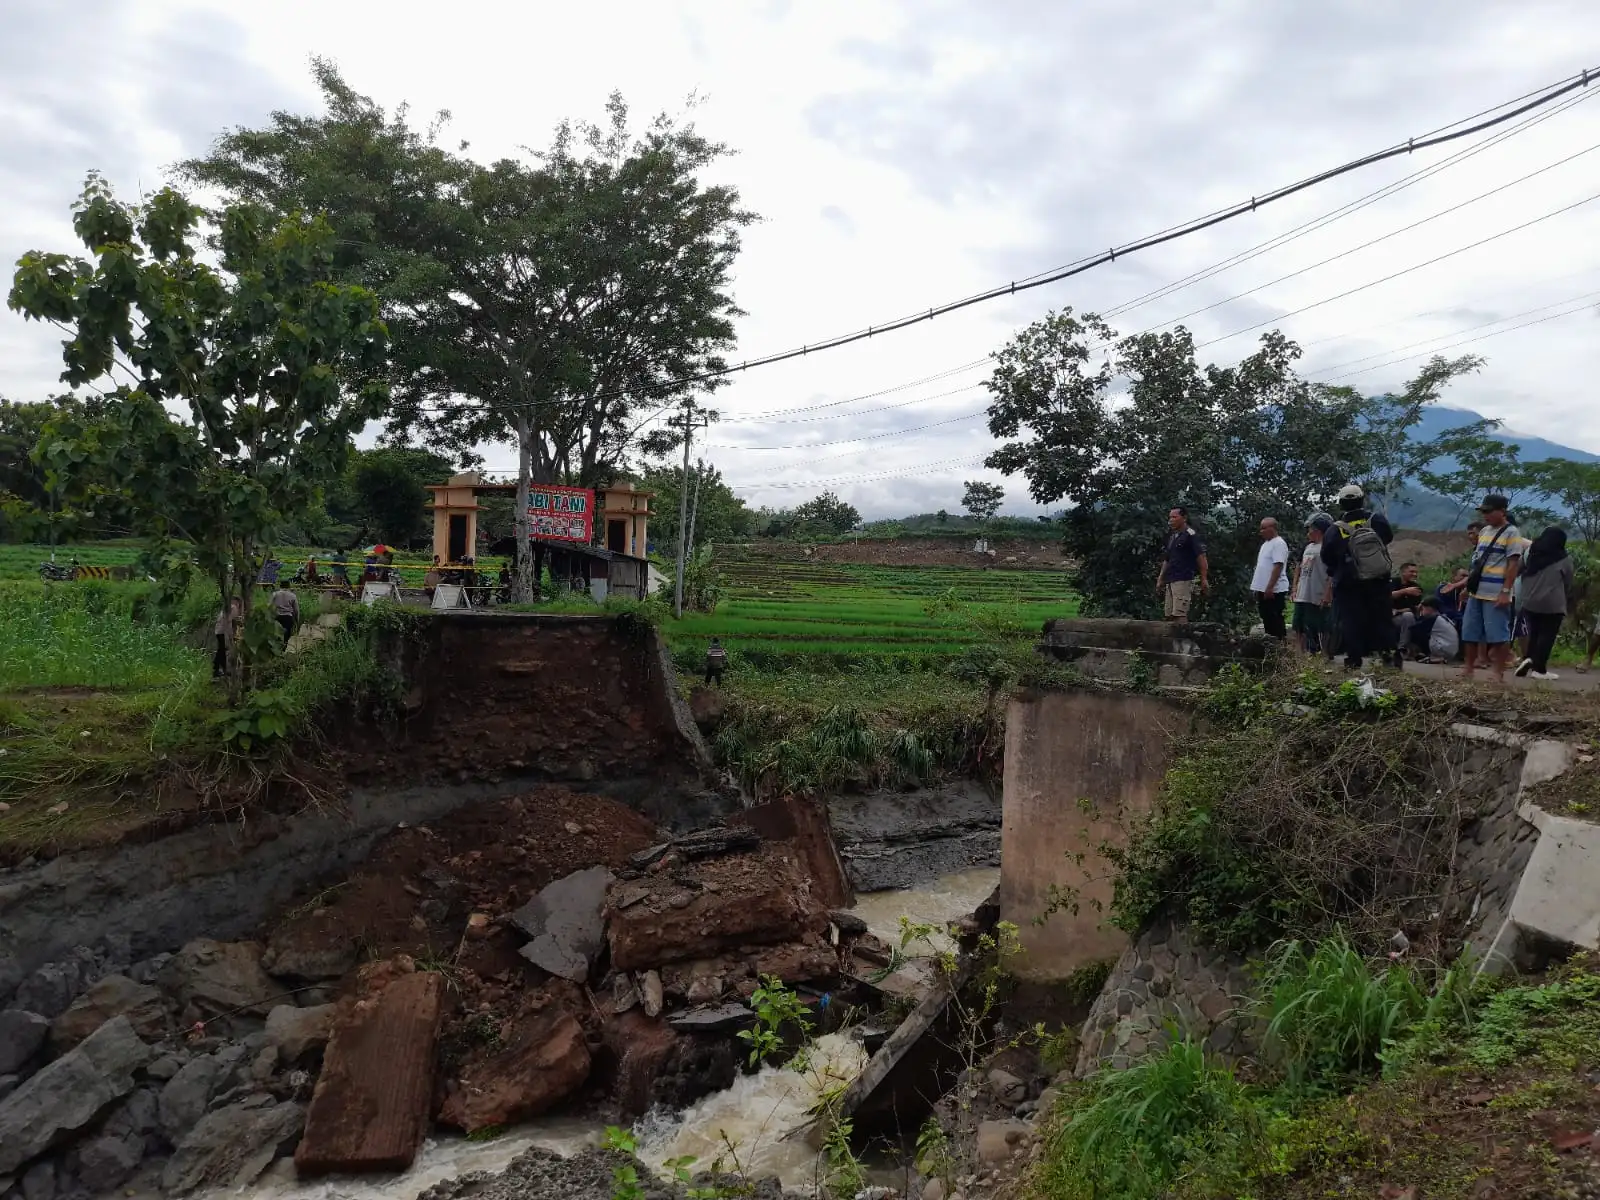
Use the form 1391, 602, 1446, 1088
2, 0, 1599, 519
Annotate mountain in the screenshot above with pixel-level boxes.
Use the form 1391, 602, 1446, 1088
1388, 406, 1597, 530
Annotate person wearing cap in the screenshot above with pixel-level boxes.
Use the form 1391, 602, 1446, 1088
1291, 513, 1334, 654
1461, 493, 1522, 683
1319, 483, 1395, 671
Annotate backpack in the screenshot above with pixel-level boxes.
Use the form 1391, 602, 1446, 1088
1337, 518, 1392, 582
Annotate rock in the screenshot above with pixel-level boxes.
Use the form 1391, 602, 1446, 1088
145, 1053, 186, 1081
510, 866, 615, 982
0, 1011, 49, 1076
50, 975, 168, 1050
160, 1054, 228, 1142
18, 1162, 52, 1200
641, 971, 664, 1018
921, 1179, 944, 1200
295, 971, 442, 1175
751, 936, 838, 983
127, 954, 172, 986
436, 1011, 590, 1134
251, 1045, 279, 1082
0, 1075, 17, 1102
829, 911, 869, 938
13, 959, 88, 1021
264, 1004, 336, 1064
667, 1003, 756, 1034
986, 1068, 1027, 1105
260, 923, 358, 982
686, 975, 723, 1005
611, 974, 640, 1015
74, 1132, 144, 1192
0, 1016, 153, 1175
160, 941, 280, 1020
688, 687, 726, 732
604, 1011, 681, 1117
161, 1100, 304, 1195
975, 1120, 1029, 1164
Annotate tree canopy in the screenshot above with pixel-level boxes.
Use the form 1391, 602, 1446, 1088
984, 311, 1438, 622
8, 176, 389, 679
640, 459, 753, 554
961, 480, 1005, 523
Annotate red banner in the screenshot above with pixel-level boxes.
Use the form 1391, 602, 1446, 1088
528, 484, 594, 543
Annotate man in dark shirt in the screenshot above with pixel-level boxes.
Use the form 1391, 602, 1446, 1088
1155, 507, 1208, 622
1320, 484, 1395, 671
1390, 561, 1424, 662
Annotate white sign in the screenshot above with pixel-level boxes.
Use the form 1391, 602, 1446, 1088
361, 581, 394, 606
431, 583, 468, 610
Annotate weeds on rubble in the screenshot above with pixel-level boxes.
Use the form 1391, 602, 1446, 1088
1105, 661, 1517, 956
820, 1117, 867, 1200
738, 974, 814, 1067
916, 1117, 958, 1196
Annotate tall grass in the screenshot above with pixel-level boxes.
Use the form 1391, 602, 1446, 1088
1040, 1036, 1263, 1200
0, 584, 207, 690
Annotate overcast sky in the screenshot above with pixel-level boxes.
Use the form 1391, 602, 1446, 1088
3, 1, 1598, 518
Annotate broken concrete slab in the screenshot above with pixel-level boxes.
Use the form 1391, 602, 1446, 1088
1481, 801, 1600, 972
295, 971, 442, 1176
161, 1099, 304, 1194
667, 1003, 755, 1035
0, 1015, 153, 1175
436, 1010, 590, 1134
510, 866, 615, 982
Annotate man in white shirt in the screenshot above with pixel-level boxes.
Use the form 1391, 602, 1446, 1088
1251, 517, 1291, 639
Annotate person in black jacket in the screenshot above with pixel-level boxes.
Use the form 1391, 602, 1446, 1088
1319, 484, 1396, 671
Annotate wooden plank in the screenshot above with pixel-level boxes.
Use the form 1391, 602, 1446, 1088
293, 970, 442, 1176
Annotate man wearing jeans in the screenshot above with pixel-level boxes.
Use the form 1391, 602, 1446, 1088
1155, 507, 1208, 621
1461, 494, 1522, 683
1251, 517, 1291, 638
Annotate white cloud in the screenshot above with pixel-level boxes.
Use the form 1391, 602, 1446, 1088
4, 0, 1599, 520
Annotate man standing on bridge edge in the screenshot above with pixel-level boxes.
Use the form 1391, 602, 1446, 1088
1156, 507, 1208, 622
1320, 483, 1395, 672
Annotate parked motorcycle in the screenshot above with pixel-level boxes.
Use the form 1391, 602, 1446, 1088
38, 561, 74, 582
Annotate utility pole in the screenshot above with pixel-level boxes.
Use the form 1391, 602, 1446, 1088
672, 399, 713, 619
686, 456, 706, 565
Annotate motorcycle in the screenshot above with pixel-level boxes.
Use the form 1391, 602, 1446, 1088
38, 561, 74, 582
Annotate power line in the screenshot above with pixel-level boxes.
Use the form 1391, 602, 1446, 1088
1194, 188, 1600, 350
671, 66, 1599, 385
707, 409, 988, 451
725, 456, 991, 492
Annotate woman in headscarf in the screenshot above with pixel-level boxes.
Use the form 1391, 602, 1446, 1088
1515, 527, 1574, 680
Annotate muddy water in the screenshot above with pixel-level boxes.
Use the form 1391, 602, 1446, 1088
231, 869, 999, 1200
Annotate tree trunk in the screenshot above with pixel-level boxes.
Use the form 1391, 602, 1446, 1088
514, 413, 534, 604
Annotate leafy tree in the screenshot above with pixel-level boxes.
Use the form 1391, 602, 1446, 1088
8, 176, 388, 685
985, 311, 1383, 623
961, 480, 1005, 523
1358, 354, 1487, 515
182, 65, 755, 600
793, 490, 861, 536
641, 459, 752, 554
1531, 458, 1600, 545
936, 509, 949, 524
335, 446, 456, 548
1417, 429, 1550, 530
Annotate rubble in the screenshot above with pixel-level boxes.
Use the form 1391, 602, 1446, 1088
509, 866, 615, 982
161, 1099, 305, 1194
0, 1010, 48, 1076
49, 974, 168, 1049
158, 940, 280, 1022
437, 1008, 590, 1134
0, 1015, 152, 1175
264, 1002, 337, 1064
296, 968, 442, 1175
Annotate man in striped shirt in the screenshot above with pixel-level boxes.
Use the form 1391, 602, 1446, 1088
1461, 494, 1522, 683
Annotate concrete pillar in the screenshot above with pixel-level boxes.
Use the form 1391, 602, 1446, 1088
1000, 689, 1186, 981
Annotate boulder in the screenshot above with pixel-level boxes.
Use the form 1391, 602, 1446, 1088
18, 1161, 53, 1200
509, 867, 615, 983
294, 971, 442, 1175
264, 1004, 336, 1064
159, 941, 279, 1019
688, 687, 726, 732
161, 1100, 304, 1195
641, 972, 664, 1018
986, 1068, 1027, 1105
159, 1054, 229, 1142
260, 919, 359, 983
437, 1010, 590, 1134
0, 1011, 49, 1076
73, 1132, 144, 1193
50, 975, 168, 1050
0, 1016, 153, 1175
975, 1120, 1029, 1164
13, 958, 90, 1020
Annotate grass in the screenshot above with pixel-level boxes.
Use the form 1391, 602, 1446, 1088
0, 585, 208, 690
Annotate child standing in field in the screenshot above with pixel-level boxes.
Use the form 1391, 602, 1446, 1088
704, 638, 728, 686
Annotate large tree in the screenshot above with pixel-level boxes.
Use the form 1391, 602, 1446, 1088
961, 480, 1005, 523
985, 312, 1383, 623
1531, 458, 1600, 545
793, 490, 860, 536
641, 459, 753, 555
8, 177, 388, 684
1359, 354, 1487, 516
181, 65, 754, 600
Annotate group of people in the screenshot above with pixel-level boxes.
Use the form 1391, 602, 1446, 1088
1159, 484, 1589, 684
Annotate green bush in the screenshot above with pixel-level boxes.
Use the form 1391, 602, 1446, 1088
1040, 1036, 1263, 1200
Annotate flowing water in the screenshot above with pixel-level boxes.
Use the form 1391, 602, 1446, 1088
233, 867, 1001, 1199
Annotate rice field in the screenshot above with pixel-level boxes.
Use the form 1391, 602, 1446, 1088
667, 553, 1079, 662
0, 585, 208, 690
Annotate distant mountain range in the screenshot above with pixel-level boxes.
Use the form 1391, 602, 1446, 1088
1387, 406, 1598, 530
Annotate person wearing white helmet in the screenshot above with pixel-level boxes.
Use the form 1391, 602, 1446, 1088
1319, 484, 1396, 671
